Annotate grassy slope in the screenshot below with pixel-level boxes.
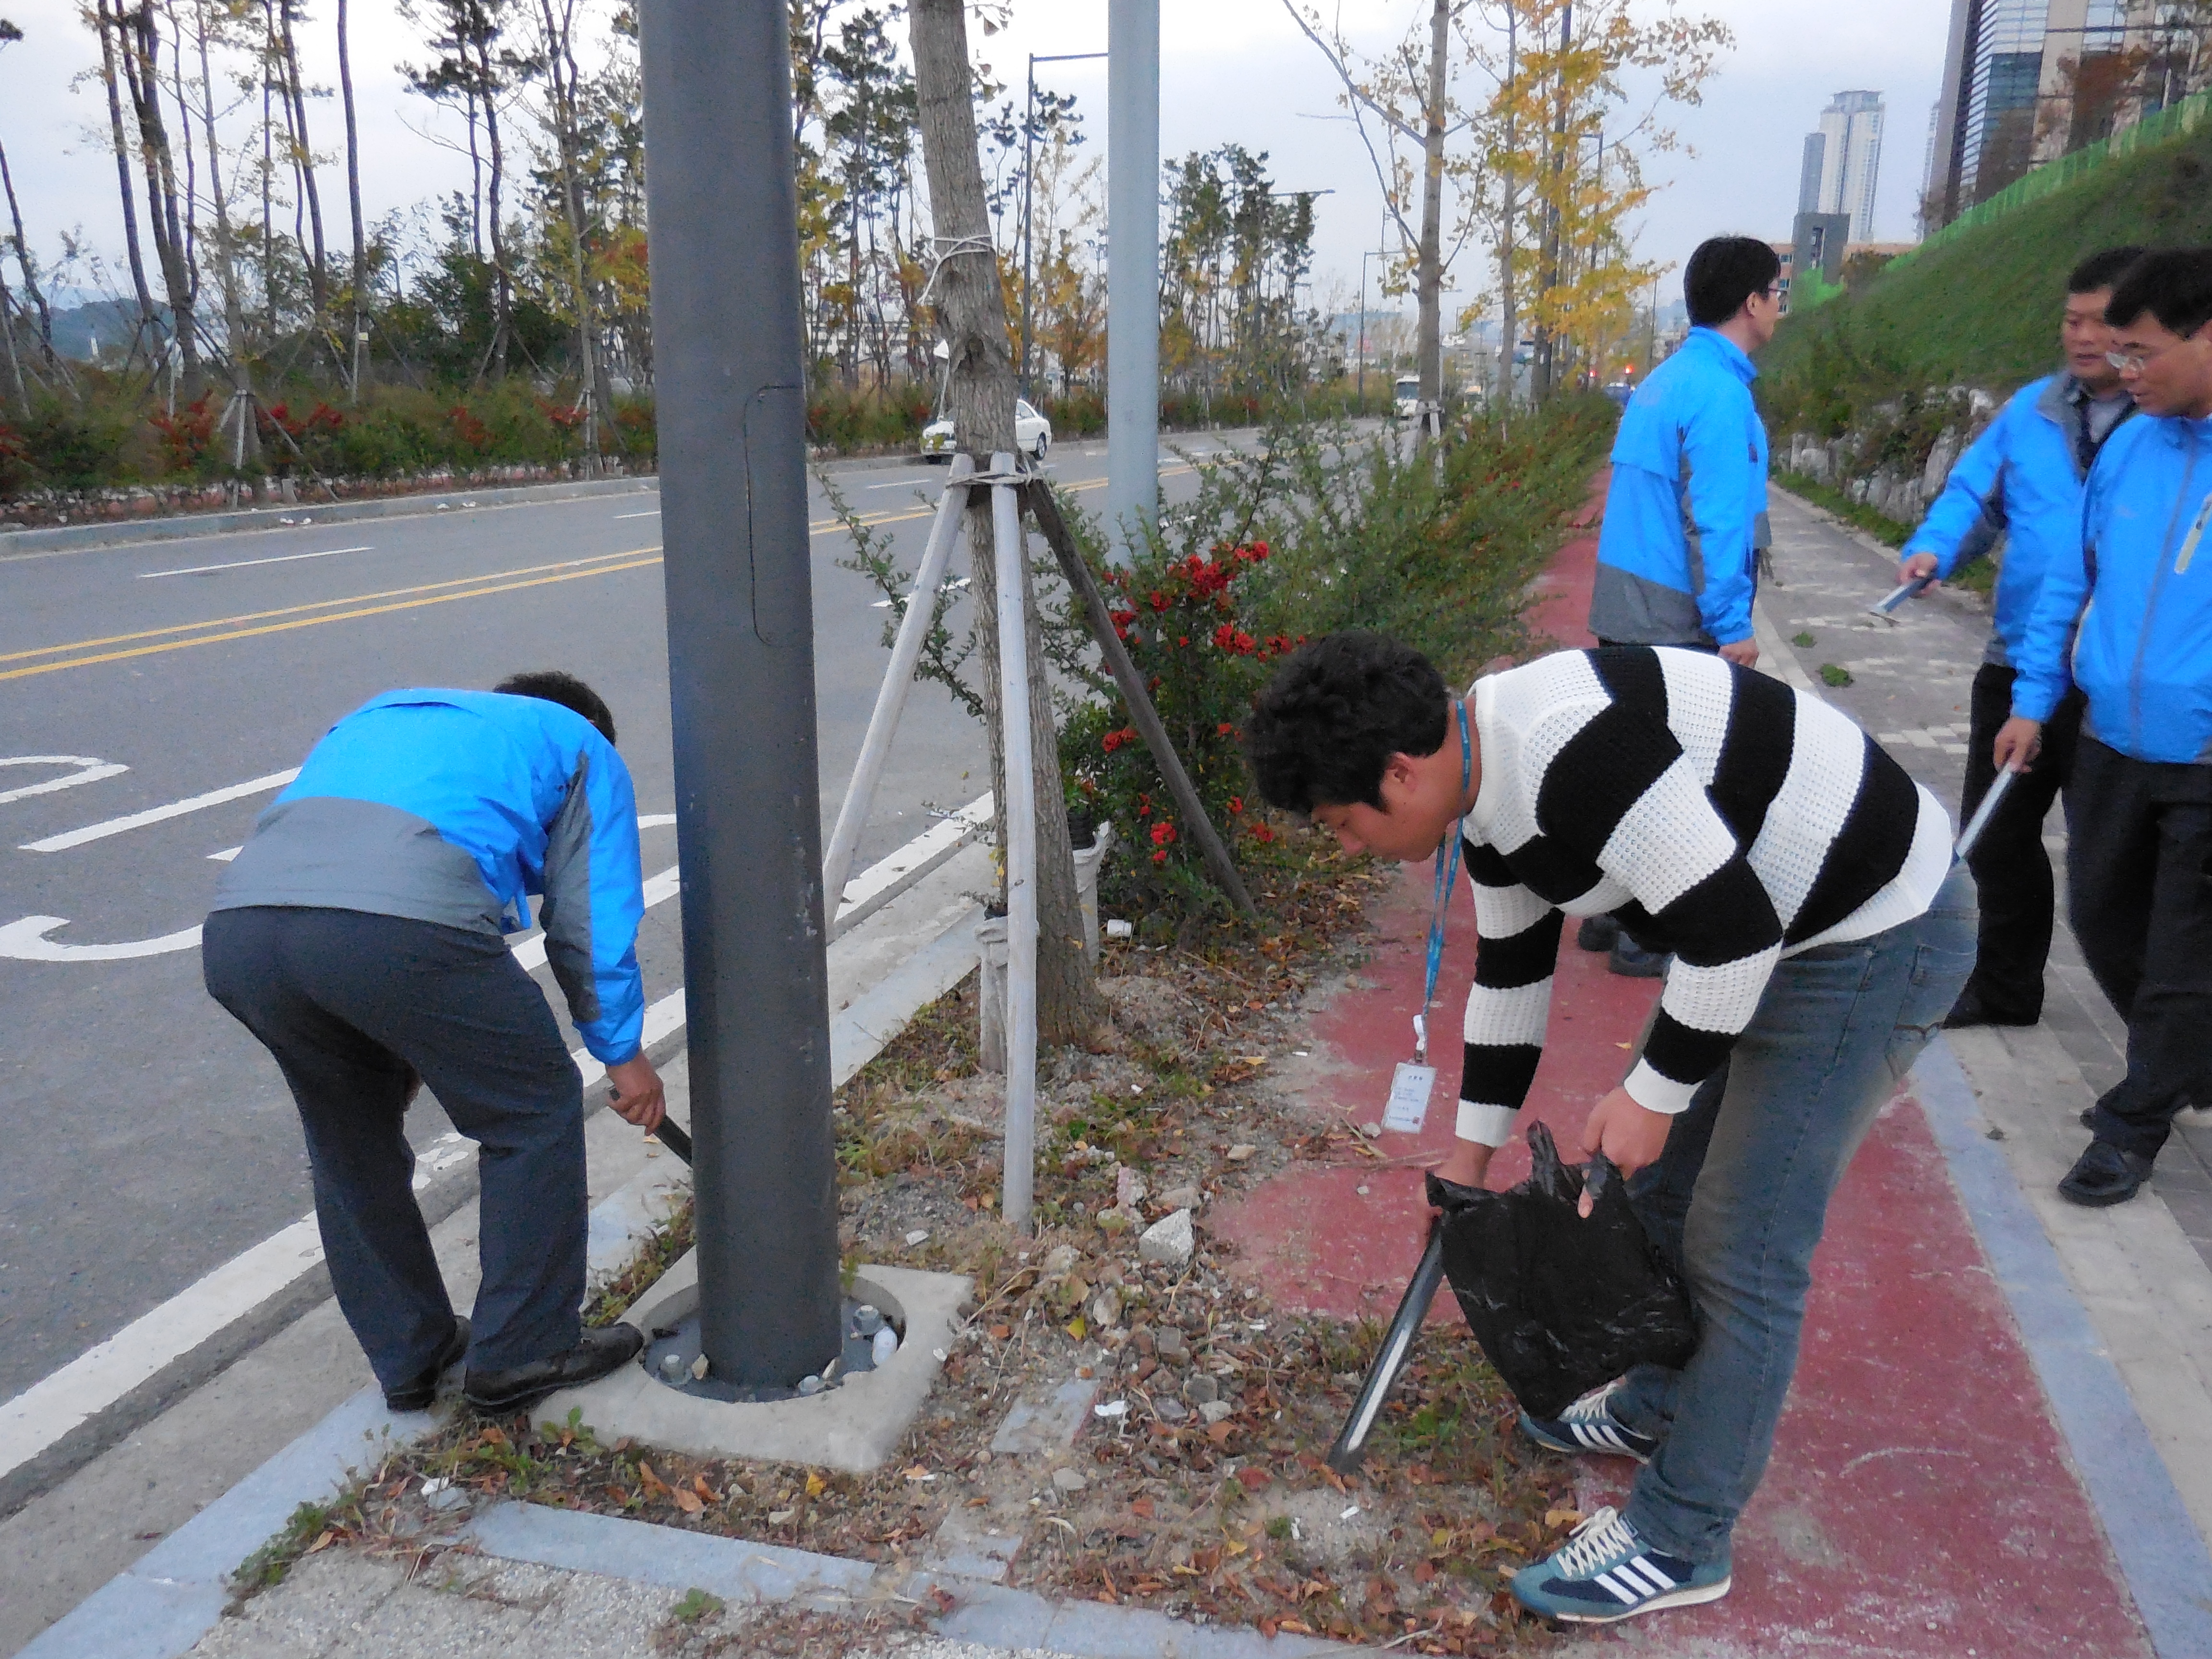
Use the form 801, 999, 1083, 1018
1761, 124, 2212, 411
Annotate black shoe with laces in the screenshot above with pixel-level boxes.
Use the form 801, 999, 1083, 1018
385, 1317, 470, 1413
2057, 1141, 2153, 1208
463, 1324, 646, 1413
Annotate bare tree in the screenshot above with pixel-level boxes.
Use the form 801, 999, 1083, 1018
1283, 0, 1467, 413
114, 0, 204, 396
908, 0, 1098, 1045
524, 0, 608, 459
92, 0, 163, 359
273, 0, 329, 321
0, 17, 28, 408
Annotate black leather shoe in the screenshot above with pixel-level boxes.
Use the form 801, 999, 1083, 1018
463, 1324, 646, 1413
2057, 1141, 2153, 1208
1943, 990, 2038, 1029
1607, 936, 1669, 979
385, 1317, 470, 1413
1576, 915, 1620, 953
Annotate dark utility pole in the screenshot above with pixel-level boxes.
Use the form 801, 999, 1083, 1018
637, 0, 842, 1386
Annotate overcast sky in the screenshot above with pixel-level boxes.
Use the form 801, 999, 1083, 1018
0, 0, 1950, 318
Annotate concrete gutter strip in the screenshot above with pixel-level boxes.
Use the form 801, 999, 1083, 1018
466, 1502, 1352, 1659
1912, 1039, 2212, 1659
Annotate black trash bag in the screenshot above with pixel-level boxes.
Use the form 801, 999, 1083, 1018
1427, 1120, 1697, 1420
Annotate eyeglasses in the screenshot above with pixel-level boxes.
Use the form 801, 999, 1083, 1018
2110, 331, 2203, 374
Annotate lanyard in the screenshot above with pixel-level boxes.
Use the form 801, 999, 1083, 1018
1414, 698, 1473, 1064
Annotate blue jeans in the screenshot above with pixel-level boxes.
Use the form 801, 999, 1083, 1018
1608, 863, 1978, 1565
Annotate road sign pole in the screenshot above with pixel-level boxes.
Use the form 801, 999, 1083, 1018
637, 0, 842, 1387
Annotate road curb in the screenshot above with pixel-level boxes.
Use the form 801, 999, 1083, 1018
1912, 1039, 2212, 1659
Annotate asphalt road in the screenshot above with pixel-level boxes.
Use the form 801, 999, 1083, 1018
0, 435, 1226, 1402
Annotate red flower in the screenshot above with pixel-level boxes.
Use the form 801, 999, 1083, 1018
1150, 590, 1169, 612
1150, 820, 1177, 846
1250, 540, 1270, 559
1250, 823, 1277, 844
1152, 849, 1169, 865
1213, 624, 1236, 650
1218, 722, 1236, 737
1227, 795, 1244, 814
1178, 635, 1189, 647
1137, 792, 1153, 817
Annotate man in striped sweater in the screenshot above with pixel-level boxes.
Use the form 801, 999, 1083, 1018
1247, 633, 1976, 1625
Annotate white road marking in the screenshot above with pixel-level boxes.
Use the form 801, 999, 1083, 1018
863, 479, 932, 491
209, 845, 240, 861
0, 916, 204, 960
138, 546, 372, 579
20, 768, 300, 853
0, 756, 129, 805
614, 509, 661, 519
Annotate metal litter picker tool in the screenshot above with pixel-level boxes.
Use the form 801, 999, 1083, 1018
1326, 1214, 1451, 1474
1863, 574, 1934, 625
1952, 767, 2017, 863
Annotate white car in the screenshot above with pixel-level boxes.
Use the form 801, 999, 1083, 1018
1391, 376, 1422, 421
921, 399, 1052, 462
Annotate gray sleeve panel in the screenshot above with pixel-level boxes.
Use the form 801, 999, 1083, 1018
538, 754, 601, 1025
1753, 509, 1772, 552
208, 795, 502, 933
1587, 564, 1713, 648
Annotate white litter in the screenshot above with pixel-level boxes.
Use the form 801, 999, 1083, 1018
1093, 1399, 1129, 1419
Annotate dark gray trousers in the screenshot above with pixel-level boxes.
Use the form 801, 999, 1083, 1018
203, 906, 586, 1385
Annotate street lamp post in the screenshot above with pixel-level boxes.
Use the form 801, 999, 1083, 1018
1357, 244, 1392, 407
1019, 50, 1106, 404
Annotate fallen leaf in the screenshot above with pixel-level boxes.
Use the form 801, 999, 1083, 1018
1066, 1316, 1089, 1341
903, 1466, 938, 1483
304, 1530, 335, 1555
637, 1461, 674, 1499
1234, 1466, 1273, 1490
672, 1488, 704, 1514
1206, 1420, 1235, 1445
988, 1323, 1010, 1341
804, 1470, 826, 1497
1280, 1618, 1314, 1635
694, 1475, 719, 1503
1131, 1497, 1155, 1519
1545, 1507, 1583, 1530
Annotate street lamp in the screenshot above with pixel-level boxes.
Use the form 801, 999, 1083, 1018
1357, 244, 1392, 407
1020, 49, 1107, 404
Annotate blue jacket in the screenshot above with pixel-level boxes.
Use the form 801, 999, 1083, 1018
213, 689, 648, 1062
1903, 374, 2132, 666
2014, 413, 2212, 763
1590, 327, 1769, 648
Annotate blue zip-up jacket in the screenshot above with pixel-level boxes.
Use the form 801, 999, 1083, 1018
1590, 326, 1769, 648
1903, 373, 2133, 667
2014, 413, 2212, 763
212, 689, 648, 1062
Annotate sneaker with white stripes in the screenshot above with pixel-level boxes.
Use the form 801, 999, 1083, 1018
1509, 1506, 1731, 1623
1518, 1379, 1659, 1464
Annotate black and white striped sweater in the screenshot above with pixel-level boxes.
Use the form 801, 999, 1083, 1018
1454, 646, 1951, 1148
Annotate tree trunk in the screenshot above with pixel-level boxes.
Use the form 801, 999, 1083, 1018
536, 0, 604, 463
0, 136, 65, 381
277, 0, 328, 322
1415, 0, 1448, 409
94, 0, 161, 356
908, 0, 1099, 1046
473, 30, 512, 378
118, 0, 203, 397
0, 259, 26, 411
1534, 0, 1570, 403
337, 0, 369, 398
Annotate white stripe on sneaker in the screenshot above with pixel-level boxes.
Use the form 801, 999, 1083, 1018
1592, 1571, 1643, 1605
1626, 1557, 1676, 1593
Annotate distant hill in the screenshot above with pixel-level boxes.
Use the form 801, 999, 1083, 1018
41, 299, 152, 363
1759, 120, 2212, 432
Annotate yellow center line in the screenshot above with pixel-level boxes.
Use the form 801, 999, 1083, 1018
8, 467, 1172, 682
1, 547, 661, 666
3, 557, 663, 682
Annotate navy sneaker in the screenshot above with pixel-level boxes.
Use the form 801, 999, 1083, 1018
1519, 1379, 1658, 1464
1510, 1506, 1730, 1624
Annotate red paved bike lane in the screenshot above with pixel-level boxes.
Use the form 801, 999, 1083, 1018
1211, 497, 2153, 1654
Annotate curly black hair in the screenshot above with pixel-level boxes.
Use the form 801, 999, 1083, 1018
1244, 631, 1450, 814
493, 669, 618, 745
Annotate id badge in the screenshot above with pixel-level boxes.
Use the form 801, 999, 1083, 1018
1382, 1061, 1436, 1133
